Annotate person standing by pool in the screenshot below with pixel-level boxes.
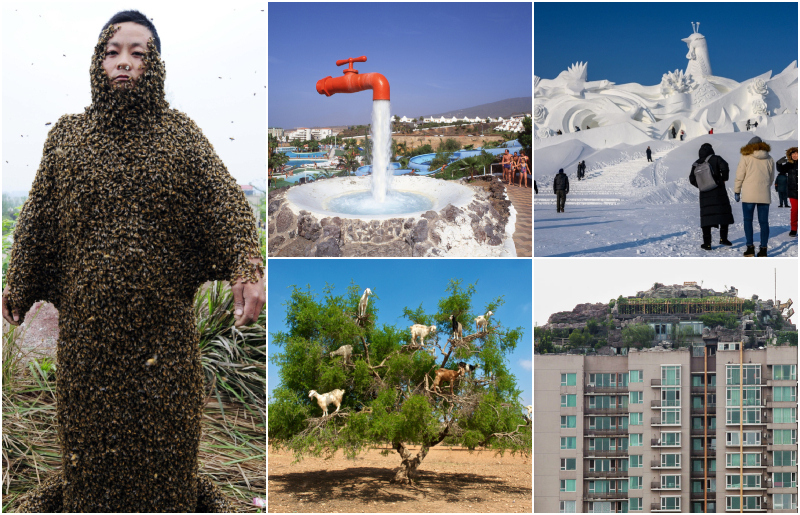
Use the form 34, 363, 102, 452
512, 152, 520, 186
501, 149, 512, 184
518, 153, 529, 188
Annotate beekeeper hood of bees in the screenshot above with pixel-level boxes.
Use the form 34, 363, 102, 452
2, 10, 263, 513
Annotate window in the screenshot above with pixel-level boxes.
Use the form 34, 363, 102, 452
561, 373, 577, 386
774, 407, 797, 423
589, 459, 611, 472
630, 433, 642, 447
629, 455, 642, 468
661, 388, 680, 407
661, 475, 680, 489
661, 453, 680, 468
588, 396, 611, 409
559, 500, 576, 513
590, 373, 618, 388
629, 391, 642, 404
561, 437, 576, 449
773, 472, 797, 488
629, 498, 641, 511
774, 451, 797, 467
773, 494, 798, 511
629, 476, 641, 490
661, 432, 680, 446
774, 386, 797, 402
691, 438, 703, 451
726, 474, 760, 489
727, 364, 761, 385
773, 364, 797, 380
560, 479, 576, 492
560, 458, 576, 470
726, 496, 760, 510
726, 453, 761, 467
774, 429, 797, 445
726, 386, 761, 406
561, 415, 576, 428
662, 365, 681, 386
726, 407, 760, 424
629, 370, 643, 383
588, 480, 609, 493
629, 413, 642, 426
561, 394, 576, 407
661, 496, 680, 511
661, 409, 680, 424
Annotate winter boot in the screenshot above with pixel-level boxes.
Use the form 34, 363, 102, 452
757, 247, 768, 257
743, 245, 756, 257
700, 243, 712, 251
790, 230, 797, 238
719, 239, 733, 246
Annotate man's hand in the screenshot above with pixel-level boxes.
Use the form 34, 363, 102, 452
231, 258, 265, 327
2, 285, 21, 326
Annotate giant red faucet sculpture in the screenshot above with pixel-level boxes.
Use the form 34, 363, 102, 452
316, 56, 390, 101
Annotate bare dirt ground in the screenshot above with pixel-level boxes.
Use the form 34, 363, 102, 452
268, 445, 532, 513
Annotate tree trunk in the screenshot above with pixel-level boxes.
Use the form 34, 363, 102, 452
390, 441, 430, 484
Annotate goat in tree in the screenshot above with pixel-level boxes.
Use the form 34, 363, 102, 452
474, 310, 493, 333
328, 344, 353, 364
308, 389, 345, 417
432, 362, 467, 394
449, 314, 463, 340
409, 324, 437, 346
358, 288, 372, 318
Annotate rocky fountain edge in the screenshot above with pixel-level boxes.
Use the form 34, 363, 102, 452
268, 175, 517, 257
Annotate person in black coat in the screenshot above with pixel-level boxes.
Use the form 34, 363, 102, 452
553, 168, 569, 212
689, 142, 735, 250
646, 146, 653, 162
777, 146, 798, 237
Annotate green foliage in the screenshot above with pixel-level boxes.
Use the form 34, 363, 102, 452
699, 313, 737, 329
608, 299, 616, 308
742, 299, 756, 311
269, 279, 530, 470
428, 150, 453, 171
622, 323, 655, 349
438, 138, 460, 153
586, 318, 599, 335
517, 117, 532, 154
776, 331, 798, 346
617, 295, 627, 306
569, 328, 589, 348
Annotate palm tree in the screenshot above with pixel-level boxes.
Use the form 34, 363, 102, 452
458, 156, 484, 182
340, 148, 361, 177
397, 141, 408, 157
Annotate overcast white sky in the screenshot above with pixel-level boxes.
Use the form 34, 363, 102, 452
2, 1, 266, 194
535, 258, 799, 326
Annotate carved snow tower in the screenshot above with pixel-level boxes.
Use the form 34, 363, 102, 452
682, 22, 712, 79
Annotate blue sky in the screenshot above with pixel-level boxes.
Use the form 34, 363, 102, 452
268, 259, 533, 407
269, 2, 532, 129
535, 2, 798, 85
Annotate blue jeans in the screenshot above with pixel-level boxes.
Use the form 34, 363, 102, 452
742, 202, 770, 247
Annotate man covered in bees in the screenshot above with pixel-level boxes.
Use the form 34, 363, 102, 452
2, 10, 264, 512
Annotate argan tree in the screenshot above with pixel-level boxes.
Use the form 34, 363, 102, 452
268, 279, 530, 483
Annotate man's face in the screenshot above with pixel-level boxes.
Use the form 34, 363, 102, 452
102, 22, 153, 85
793, 151, 798, 161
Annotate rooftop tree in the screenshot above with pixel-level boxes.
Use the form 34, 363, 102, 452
268, 279, 530, 484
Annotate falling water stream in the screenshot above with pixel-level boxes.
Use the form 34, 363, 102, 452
370, 99, 392, 202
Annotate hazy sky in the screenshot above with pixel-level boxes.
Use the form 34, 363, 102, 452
268, 2, 532, 129
268, 259, 533, 408
2, 1, 266, 194
534, 259, 799, 326
535, 2, 798, 86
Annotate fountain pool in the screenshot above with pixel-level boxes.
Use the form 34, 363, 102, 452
285, 176, 476, 220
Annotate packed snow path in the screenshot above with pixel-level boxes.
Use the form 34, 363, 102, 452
534, 147, 672, 206
534, 136, 798, 257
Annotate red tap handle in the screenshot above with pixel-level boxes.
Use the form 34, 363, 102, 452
336, 56, 367, 73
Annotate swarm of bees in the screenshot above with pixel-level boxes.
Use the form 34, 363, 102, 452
10, 24, 261, 513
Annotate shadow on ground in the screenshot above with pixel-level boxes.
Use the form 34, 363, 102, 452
269, 466, 528, 505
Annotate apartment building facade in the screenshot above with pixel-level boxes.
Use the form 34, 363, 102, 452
535, 345, 798, 513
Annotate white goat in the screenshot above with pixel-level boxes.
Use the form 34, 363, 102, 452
410, 324, 437, 346
308, 389, 345, 417
329, 344, 353, 364
449, 314, 463, 340
358, 288, 372, 317
474, 310, 493, 333
525, 405, 532, 417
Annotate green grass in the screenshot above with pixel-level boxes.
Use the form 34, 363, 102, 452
1, 282, 266, 512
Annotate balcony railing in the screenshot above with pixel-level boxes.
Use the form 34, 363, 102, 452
584, 449, 628, 457
585, 470, 629, 478
652, 481, 681, 490
691, 405, 717, 415
651, 459, 681, 469
691, 385, 717, 393
691, 427, 718, 435
691, 447, 717, 456
691, 491, 716, 499
583, 492, 629, 500
691, 468, 717, 477
585, 407, 629, 415
652, 438, 681, 447
651, 502, 681, 512
585, 385, 629, 394
651, 379, 662, 387
583, 428, 628, 436
652, 417, 681, 426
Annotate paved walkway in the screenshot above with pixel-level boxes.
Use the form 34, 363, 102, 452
505, 183, 532, 257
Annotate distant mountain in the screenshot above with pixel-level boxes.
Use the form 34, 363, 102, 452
423, 97, 532, 119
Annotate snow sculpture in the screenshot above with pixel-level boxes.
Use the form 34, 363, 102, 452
683, 22, 712, 79
534, 21, 798, 146
660, 69, 694, 96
